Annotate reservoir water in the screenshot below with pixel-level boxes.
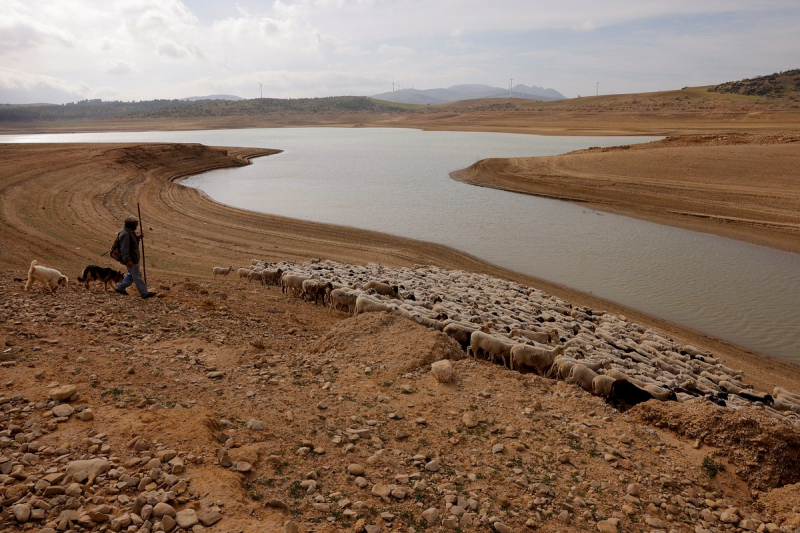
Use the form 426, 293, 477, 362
4, 128, 799, 362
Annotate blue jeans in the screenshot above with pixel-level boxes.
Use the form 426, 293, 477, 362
117, 263, 148, 296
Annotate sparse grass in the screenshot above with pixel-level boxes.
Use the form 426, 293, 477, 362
287, 480, 304, 498
102, 387, 126, 399
701, 456, 726, 478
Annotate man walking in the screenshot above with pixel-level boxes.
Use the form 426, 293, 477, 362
115, 215, 156, 299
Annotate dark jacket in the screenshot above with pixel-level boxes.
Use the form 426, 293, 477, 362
118, 227, 140, 265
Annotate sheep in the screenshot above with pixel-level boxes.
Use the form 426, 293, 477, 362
774, 387, 800, 403
329, 288, 359, 314
281, 274, 310, 297
605, 379, 660, 411
443, 323, 476, 351
511, 327, 556, 344
773, 397, 800, 414
412, 315, 447, 331
364, 281, 401, 299
592, 375, 617, 398
605, 368, 648, 389
238, 268, 253, 279
566, 363, 598, 392
354, 294, 396, 315
302, 279, 333, 306
508, 343, 564, 374
212, 266, 235, 278
468, 331, 515, 368
642, 383, 678, 402
247, 269, 263, 282
260, 268, 284, 286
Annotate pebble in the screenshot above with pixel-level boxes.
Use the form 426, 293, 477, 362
247, 419, 265, 430
425, 459, 441, 472
597, 518, 619, 533
462, 412, 479, 428
421, 508, 439, 524
52, 404, 74, 417
348, 463, 365, 476
49, 384, 77, 401
494, 521, 513, 533
431, 359, 454, 383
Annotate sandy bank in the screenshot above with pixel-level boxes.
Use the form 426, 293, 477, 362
451, 133, 800, 255
1, 142, 798, 393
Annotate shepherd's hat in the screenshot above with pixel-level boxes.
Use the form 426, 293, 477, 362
125, 215, 139, 223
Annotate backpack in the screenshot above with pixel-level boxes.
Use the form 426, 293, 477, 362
109, 233, 123, 263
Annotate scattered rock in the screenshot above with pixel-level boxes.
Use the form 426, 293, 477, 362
430, 359, 454, 383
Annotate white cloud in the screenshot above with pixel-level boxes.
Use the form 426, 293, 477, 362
104, 61, 133, 76
0, 0, 798, 102
0, 67, 91, 104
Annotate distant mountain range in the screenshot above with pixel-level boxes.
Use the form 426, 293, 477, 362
372, 84, 566, 104
182, 94, 244, 101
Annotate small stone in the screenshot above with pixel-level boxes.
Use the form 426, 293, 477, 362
430, 360, 454, 383
161, 515, 176, 532
236, 461, 252, 472
49, 384, 77, 401
348, 464, 365, 476
283, 520, 299, 533
421, 508, 439, 524
355, 476, 369, 488
66, 458, 110, 478
493, 521, 513, 533
462, 412, 479, 428
597, 518, 619, 533
78, 409, 94, 421
425, 459, 441, 472
152, 502, 176, 518
371, 484, 391, 502
365, 525, 381, 533
52, 404, 74, 418
247, 419, 265, 431
442, 517, 460, 529
645, 516, 666, 528
626, 483, 640, 497
199, 510, 223, 526
206, 371, 224, 379
491, 444, 504, 454
13, 503, 31, 523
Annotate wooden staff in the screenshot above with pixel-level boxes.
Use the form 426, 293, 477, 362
137, 203, 147, 285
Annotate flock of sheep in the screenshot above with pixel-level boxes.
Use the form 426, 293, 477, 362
214, 260, 800, 423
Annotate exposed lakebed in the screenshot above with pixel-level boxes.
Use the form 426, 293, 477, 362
4, 128, 799, 361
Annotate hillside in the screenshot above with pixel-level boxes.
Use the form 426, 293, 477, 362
371, 84, 565, 105
708, 69, 800, 100
0, 96, 410, 124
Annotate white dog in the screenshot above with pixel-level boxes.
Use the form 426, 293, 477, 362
25, 260, 69, 293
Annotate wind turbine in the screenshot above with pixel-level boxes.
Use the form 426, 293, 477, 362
259, 82, 263, 99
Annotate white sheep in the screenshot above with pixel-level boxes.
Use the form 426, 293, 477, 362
508, 343, 564, 373
566, 363, 598, 392
260, 268, 284, 286
355, 294, 396, 315
212, 266, 235, 278
364, 281, 401, 299
281, 274, 310, 297
468, 331, 515, 368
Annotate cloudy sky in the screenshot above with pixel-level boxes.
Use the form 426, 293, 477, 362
1, 0, 798, 104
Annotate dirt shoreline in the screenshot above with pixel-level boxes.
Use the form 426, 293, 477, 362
1, 142, 798, 394
451, 133, 800, 255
